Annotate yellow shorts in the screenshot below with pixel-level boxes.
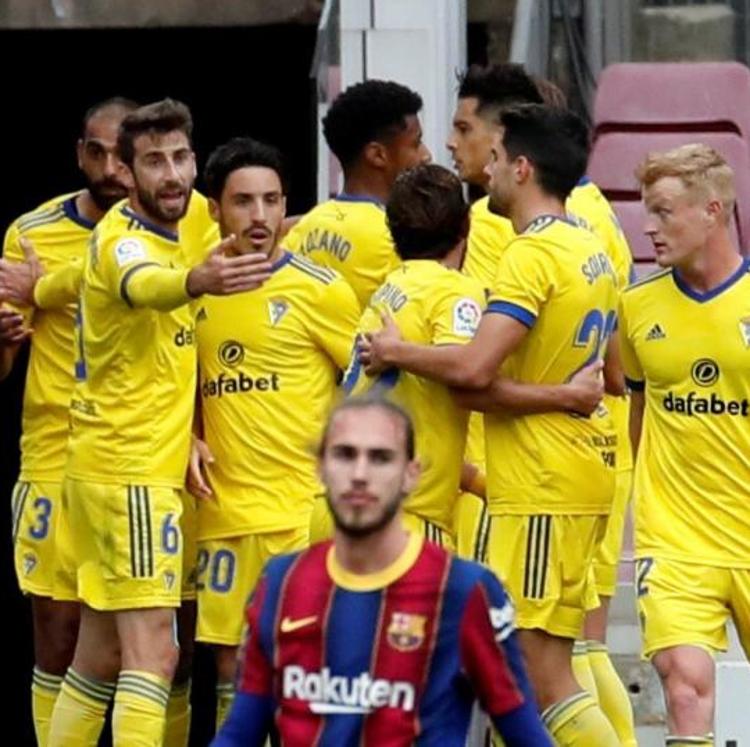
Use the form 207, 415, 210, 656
401, 511, 455, 551
309, 497, 454, 551
453, 491, 491, 563
592, 469, 632, 597
487, 514, 606, 639
196, 527, 308, 646
180, 491, 198, 602
64, 478, 183, 611
636, 556, 750, 659
12, 480, 77, 600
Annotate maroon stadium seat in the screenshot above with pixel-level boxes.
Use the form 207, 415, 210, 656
588, 131, 750, 261
593, 62, 750, 141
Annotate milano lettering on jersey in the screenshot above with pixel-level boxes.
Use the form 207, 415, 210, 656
300, 228, 352, 261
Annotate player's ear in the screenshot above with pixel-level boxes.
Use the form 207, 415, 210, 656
208, 197, 220, 223
403, 457, 421, 494
515, 155, 531, 184
363, 141, 388, 170
119, 162, 136, 191
705, 197, 723, 225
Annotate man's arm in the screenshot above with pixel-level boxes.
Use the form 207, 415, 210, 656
0, 308, 29, 380
452, 360, 605, 417
117, 236, 273, 311
361, 311, 529, 389
210, 694, 274, 747
460, 570, 553, 746
602, 331, 626, 397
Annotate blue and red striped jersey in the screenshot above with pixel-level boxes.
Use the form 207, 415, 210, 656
215, 534, 552, 746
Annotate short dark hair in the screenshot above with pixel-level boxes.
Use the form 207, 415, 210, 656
386, 164, 469, 261
457, 64, 543, 119
500, 104, 589, 201
203, 137, 287, 199
82, 97, 140, 138
323, 80, 423, 170
318, 394, 415, 461
117, 98, 193, 167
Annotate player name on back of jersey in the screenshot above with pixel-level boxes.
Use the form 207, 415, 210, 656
371, 281, 408, 313
298, 228, 352, 261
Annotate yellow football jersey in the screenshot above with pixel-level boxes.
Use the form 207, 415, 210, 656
461, 198, 514, 472
567, 178, 636, 473
344, 260, 485, 531
485, 215, 618, 515
463, 184, 635, 475
462, 196, 516, 290
619, 260, 750, 567
464, 182, 634, 291
66, 202, 196, 487
3, 192, 94, 481
180, 190, 220, 265
31, 189, 218, 310
195, 252, 360, 540
284, 196, 399, 307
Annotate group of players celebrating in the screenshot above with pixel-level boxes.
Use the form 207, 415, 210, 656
0, 62, 747, 747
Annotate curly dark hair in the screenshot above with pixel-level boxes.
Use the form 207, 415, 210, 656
323, 80, 423, 169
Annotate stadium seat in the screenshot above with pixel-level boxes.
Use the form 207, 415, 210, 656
588, 131, 750, 260
593, 62, 750, 141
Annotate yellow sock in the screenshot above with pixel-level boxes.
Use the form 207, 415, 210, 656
216, 681, 235, 732
665, 737, 714, 746
47, 668, 114, 747
163, 679, 191, 747
32, 667, 63, 747
113, 670, 171, 747
542, 691, 620, 746
571, 641, 599, 702
587, 641, 638, 746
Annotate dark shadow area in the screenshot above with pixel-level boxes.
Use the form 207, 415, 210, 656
0, 23, 317, 747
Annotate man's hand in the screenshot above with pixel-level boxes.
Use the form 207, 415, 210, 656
359, 313, 403, 376
186, 436, 215, 500
186, 235, 273, 297
0, 237, 45, 306
0, 307, 30, 345
565, 360, 605, 416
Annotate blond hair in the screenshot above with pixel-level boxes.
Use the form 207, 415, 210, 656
636, 143, 735, 222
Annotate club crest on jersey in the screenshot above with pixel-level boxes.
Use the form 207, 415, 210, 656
268, 299, 289, 326
387, 612, 426, 652
23, 552, 37, 576
114, 238, 147, 267
453, 298, 481, 337
740, 317, 750, 347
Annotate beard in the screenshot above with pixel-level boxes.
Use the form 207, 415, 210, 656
86, 175, 129, 212
487, 190, 510, 217
326, 490, 403, 539
136, 181, 190, 224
